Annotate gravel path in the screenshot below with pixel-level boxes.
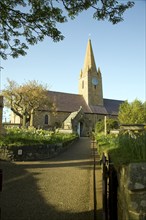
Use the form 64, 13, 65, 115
0, 137, 95, 220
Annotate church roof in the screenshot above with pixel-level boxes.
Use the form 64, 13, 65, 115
48, 91, 92, 113
104, 99, 124, 116
89, 105, 108, 115
90, 99, 124, 115
48, 91, 124, 116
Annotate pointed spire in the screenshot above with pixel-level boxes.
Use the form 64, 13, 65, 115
79, 69, 83, 78
97, 67, 101, 77
83, 39, 97, 73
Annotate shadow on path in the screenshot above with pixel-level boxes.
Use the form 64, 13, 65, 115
0, 138, 103, 220
0, 161, 94, 220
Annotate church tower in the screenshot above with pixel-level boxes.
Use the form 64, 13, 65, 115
79, 39, 103, 106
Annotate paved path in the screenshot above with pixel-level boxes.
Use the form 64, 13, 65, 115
0, 138, 103, 220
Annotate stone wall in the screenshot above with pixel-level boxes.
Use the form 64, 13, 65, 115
10, 108, 110, 135
34, 110, 106, 135
117, 163, 146, 220
33, 111, 69, 129
0, 138, 78, 161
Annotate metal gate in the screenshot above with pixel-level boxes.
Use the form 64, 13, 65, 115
101, 153, 118, 220
0, 169, 2, 192
0, 169, 2, 219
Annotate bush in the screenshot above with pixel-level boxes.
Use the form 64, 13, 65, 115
96, 130, 146, 165
95, 118, 119, 133
0, 127, 77, 148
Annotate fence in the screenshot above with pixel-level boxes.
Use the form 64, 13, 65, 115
100, 153, 118, 220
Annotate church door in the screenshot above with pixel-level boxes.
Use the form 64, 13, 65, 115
77, 122, 84, 137
77, 122, 80, 137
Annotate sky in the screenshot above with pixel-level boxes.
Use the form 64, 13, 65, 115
1, 0, 146, 119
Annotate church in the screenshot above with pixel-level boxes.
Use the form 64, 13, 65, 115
11, 40, 124, 136
33, 39, 124, 136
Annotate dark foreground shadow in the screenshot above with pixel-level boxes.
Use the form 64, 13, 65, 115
0, 138, 103, 220
0, 161, 102, 220
12, 160, 101, 171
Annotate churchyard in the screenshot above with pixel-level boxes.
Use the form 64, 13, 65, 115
0, 127, 77, 161
96, 128, 146, 165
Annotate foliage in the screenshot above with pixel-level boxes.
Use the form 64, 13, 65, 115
0, 127, 77, 147
95, 120, 104, 133
95, 118, 119, 133
2, 79, 54, 126
0, 0, 134, 59
118, 99, 146, 124
96, 133, 118, 150
96, 130, 146, 165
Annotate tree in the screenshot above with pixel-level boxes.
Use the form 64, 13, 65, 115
118, 99, 146, 124
0, 0, 134, 59
95, 118, 119, 133
2, 79, 53, 127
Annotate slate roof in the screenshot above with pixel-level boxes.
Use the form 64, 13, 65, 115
48, 91, 92, 113
104, 99, 124, 116
89, 105, 108, 115
48, 91, 124, 116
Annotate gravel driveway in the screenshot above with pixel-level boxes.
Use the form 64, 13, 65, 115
0, 137, 95, 220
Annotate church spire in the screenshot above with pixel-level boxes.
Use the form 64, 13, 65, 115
83, 39, 97, 74
79, 39, 103, 106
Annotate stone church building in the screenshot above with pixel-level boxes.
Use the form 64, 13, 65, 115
11, 40, 124, 136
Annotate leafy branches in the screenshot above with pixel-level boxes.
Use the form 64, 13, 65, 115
0, 0, 134, 59
0, 0, 66, 59
2, 79, 53, 126
118, 99, 146, 124
92, 0, 134, 24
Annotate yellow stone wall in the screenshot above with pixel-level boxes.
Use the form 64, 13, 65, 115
10, 108, 106, 134
32, 110, 105, 133
79, 70, 103, 106
33, 111, 70, 129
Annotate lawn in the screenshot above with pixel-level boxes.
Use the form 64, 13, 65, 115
0, 127, 78, 161
0, 127, 77, 147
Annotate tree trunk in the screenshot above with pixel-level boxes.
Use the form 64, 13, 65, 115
22, 106, 26, 127
104, 115, 107, 136
30, 109, 34, 127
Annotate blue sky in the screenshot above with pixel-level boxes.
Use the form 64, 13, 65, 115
1, 0, 146, 107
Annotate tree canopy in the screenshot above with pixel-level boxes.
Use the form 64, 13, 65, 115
118, 99, 146, 124
0, 0, 134, 59
2, 79, 53, 126
95, 118, 119, 133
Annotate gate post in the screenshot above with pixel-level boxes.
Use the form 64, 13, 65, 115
109, 163, 118, 220
0, 168, 2, 219
101, 153, 108, 220
0, 169, 2, 192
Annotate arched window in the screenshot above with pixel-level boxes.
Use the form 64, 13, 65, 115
44, 114, 49, 125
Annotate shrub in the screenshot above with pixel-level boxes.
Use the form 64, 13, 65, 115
95, 118, 119, 133
0, 127, 77, 148
96, 130, 146, 165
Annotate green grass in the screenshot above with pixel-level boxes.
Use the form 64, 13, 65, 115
0, 127, 77, 148
96, 131, 146, 165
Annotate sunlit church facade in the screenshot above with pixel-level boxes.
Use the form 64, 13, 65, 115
11, 40, 123, 136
